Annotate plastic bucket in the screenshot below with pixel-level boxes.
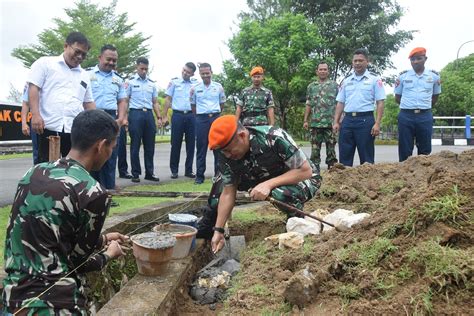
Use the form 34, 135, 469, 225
153, 224, 198, 259
130, 232, 176, 276
168, 214, 198, 249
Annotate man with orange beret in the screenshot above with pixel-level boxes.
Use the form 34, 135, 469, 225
395, 47, 441, 162
235, 66, 275, 126
199, 115, 321, 253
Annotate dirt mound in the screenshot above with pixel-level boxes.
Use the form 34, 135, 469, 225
222, 150, 474, 315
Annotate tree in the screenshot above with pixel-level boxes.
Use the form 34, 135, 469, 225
435, 54, 474, 116
242, 0, 414, 81
222, 13, 325, 130
11, 0, 150, 77
7, 83, 23, 103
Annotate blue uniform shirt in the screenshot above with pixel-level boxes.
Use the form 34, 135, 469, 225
336, 70, 386, 112
127, 75, 158, 110
190, 81, 226, 114
87, 66, 127, 110
394, 69, 441, 109
165, 77, 197, 111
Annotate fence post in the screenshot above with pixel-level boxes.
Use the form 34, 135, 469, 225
466, 115, 471, 139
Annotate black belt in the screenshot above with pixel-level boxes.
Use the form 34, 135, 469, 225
344, 111, 373, 117
197, 112, 220, 117
173, 110, 192, 114
401, 109, 431, 114
130, 108, 152, 112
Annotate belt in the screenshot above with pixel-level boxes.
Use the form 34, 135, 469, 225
173, 110, 192, 114
197, 112, 220, 117
344, 111, 373, 117
401, 109, 431, 114
130, 108, 152, 112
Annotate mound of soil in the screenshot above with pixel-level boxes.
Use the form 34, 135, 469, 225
221, 150, 474, 315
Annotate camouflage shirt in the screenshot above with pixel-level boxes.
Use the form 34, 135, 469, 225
218, 126, 321, 192
3, 158, 110, 311
306, 80, 338, 128
237, 86, 274, 126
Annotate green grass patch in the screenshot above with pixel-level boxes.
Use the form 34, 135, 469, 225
0, 205, 12, 266
375, 139, 398, 145
127, 179, 212, 193
0, 153, 32, 160
336, 238, 398, 269
407, 239, 473, 289
318, 185, 338, 198
337, 283, 361, 303
380, 180, 405, 194
396, 264, 415, 281
242, 241, 268, 258
250, 283, 271, 296
422, 186, 469, 224
260, 302, 292, 315
109, 197, 172, 216
381, 224, 404, 239
302, 236, 315, 256
410, 288, 434, 315
231, 208, 283, 224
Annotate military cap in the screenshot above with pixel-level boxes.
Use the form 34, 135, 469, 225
408, 47, 426, 58
250, 66, 264, 77
208, 115, 238, 150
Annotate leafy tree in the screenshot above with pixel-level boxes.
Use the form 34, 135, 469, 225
11, 0, 150, 77
7, 84, 23, 103
380, 93, 398, 138
241, 0, 414, 81
435, 54, 474, 116
222, 13, 325, 129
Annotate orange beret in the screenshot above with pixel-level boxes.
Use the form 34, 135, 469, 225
408, 47, 426, 58
250, 66, 264, 77
208, 115, 238, 150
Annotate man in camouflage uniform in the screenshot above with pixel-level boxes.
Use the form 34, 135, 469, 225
235, 66, 275, 126
196, 115, 320, 252
304, 62, 338, 170
2, 110, 128, 315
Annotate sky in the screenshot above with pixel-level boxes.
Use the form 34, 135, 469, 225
0, 0, 473, 102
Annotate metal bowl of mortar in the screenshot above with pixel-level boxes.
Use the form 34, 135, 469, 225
131, 231, 176, 276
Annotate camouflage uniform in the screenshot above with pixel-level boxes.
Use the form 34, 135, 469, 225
2, 158, 111, 315
237, 86, 274, 126
306, 80, 338, 168
197, 126, 321, 239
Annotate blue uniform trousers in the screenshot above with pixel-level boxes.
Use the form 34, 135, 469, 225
170, 111, 195, 175
117, 126, 129, 176
30, 126, 39, 165
398, 109, 433, 162
195, 113, 220, 182
91, 110, 118, 189
339, 114, 375, 166
128, 109, 156, 178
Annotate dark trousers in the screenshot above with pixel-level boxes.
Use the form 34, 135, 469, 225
398, 110, 433, 162
37, 128, 71, 163
195, 114, 219, 182
91, 110, 118, 189
338, 115, 375, 166
30, 126, 39, 165
170, 112, 195, 175
128, 110, 156, 178
117, 126, 129, 176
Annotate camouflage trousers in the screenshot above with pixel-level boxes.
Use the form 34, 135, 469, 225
197, 174, 320, 239
310, 127, 337, 167
4, 307, 87, 316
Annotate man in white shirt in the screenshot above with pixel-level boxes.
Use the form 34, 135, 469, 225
28, 31, 95, 163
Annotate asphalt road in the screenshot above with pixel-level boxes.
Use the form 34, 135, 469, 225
0, 144, 470, 207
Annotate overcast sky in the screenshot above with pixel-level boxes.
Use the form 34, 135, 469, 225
0, 0, 473, 102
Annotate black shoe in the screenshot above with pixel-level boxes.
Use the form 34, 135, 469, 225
184, 172, 196, 179
194, 179, 204, 185
171, 173, 178, 179
119, 173, 133, 179
145, 175, 160, 182
131, 177, 140, 183
110, 199, 120, 207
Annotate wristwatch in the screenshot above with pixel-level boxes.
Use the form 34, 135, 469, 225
213, 226, 225, 234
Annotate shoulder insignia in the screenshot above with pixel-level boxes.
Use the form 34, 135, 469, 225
190, 78, 198, 82
430, 69, 439, 75
171, 77, 178, 80
113, 71, 124, 79
399, 70, 408, 76
85, 67, 94, 71
148, 78, 156, 83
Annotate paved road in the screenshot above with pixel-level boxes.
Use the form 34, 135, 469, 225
0, 144, 470, 207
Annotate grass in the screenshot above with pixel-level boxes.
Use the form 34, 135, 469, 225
380, 180, 405, 194
337, 283, 361, 303
302, 236, 315, 255
0, 205, 12, 266
336, 238, 398, 269
410, 288, 434, 315
250, 283, 271, 296
318, 185, 338, 198
407, 239, 473, 289
109, 197, 172, 216
231, 208, 283, 224
0, 153, 32, 160
127, 179, 212, 192
260, 302, 292, 315
422, 186, 469, 224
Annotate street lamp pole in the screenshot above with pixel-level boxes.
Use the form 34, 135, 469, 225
456, 40, 474, 61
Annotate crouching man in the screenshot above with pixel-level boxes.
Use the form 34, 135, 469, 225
196, 115, 321, 253
3, 109, 128, 315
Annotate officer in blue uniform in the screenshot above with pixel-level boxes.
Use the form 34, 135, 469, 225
127, 57, 162, 183
117, 124, 131, 178
87, 44, 127, 191
190, 62, 226, 184
395, 47, 441, 162
333, 48, 385, 166
162, 62, 198, 179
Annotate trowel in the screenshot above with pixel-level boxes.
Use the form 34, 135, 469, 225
216, 223, 246, 262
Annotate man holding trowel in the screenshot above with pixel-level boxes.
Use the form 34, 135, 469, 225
198, 115, 321, 253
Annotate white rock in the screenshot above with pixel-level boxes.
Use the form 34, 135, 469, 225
322, 208, 370, 231
286, 217, 322, 236
278, 232, 305, 250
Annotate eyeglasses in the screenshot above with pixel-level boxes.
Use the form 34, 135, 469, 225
70, 46, 88, 58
